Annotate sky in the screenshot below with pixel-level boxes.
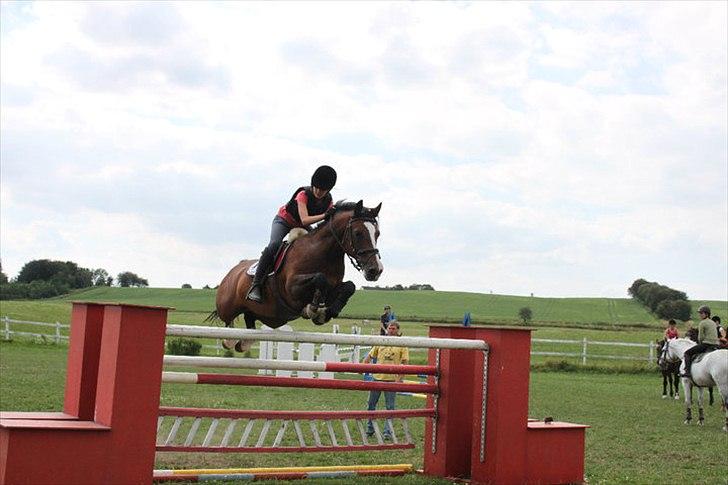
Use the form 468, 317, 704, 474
1, 1, 726, 300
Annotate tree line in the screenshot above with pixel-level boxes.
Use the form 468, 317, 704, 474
0, 259, 149, 300
628, 278, 691, 321
361, 283, 435, 291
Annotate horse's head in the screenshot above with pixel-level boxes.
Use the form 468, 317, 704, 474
331, 200, 383, 281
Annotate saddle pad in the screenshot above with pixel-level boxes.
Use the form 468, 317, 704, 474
246, 242, 292, 277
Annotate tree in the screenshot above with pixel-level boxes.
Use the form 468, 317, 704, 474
0, 259, 8, 284
181, 283, 192, 289
117, 272, 149, 288
91, 269, 111, 286
518, 307, 533, 324
655, 300, 692, 321
16, 259, 92, 289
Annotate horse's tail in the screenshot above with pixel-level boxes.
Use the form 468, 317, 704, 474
203, 310, 220, 324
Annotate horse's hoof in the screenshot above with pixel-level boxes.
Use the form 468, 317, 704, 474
674, 395, 680, 400
698, 421, 704, 426
312, 308, 328, 325
302, 304, 316, 320
684, 420, 691, 425
662, 395, 667, 399
222, 339, 237, 350
235, 340, 253, 352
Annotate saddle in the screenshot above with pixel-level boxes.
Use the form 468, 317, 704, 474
246, 228, 308, 277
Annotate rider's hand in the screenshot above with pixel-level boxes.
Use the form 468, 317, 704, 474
325, 207, 337, 219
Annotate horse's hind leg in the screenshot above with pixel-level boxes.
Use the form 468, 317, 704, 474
708, 386, 714, 406
673, 372, 680, 399
662, 373, 668, 398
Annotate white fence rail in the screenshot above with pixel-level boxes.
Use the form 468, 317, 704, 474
0, 317, 658, 364
1, 317, 69, 344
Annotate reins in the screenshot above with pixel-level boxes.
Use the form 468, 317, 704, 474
328, 214, 380, 272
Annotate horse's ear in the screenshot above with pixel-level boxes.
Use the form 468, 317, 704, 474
354, 200, 363, 217
371, 202, 382, 218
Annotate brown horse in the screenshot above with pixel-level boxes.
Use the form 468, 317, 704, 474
209, 200, 383, 351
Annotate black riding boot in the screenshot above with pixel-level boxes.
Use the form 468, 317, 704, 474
683, 355, 692, 377
246, 247, 275, 303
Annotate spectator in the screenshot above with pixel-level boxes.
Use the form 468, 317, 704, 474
380, 305, 393, 335
664, 319, 679, 340
712, 315, 727, 347
683, 306, 720, 378
363, 320, 408, 439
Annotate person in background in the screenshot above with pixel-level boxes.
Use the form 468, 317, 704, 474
246, 165, 337, 303
683, 305, 720, 378
664, 319, 679, 340
379, 305, 393, 335
712, 315, 727, 347
363, 320, 408, 440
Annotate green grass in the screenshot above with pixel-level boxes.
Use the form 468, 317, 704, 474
2, 341, 726, 484
2, 288, 725, 329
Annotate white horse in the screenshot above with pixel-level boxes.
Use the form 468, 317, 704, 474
658, 338, 728, 431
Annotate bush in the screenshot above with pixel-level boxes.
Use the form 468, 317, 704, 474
166, 338, 202, 356
181, 283, 192, 289
518, 307, 533, 324
0, 283, 30, 300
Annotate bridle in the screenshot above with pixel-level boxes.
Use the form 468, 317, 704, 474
329, 214, 380, 272
658, 339, 678, 368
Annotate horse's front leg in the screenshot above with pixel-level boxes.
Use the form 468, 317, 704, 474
673, 372, 680, 399
697, 387, 705, 426
288, 273, 331, 324
682, 377, 693, 424
662, 373, 668, 398
323, 281, 356, 322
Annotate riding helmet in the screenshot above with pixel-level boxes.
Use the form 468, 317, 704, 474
311, 165, 337, 191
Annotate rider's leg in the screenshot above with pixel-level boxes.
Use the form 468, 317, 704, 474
683, 347, 696, 377
247, 217, 291, 303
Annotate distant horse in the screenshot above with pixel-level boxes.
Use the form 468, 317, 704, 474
656, 339, 680, 400
210, 200, 383, 351
658, 338, 728, 431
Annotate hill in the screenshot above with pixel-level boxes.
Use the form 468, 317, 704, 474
42, 287, 727, 328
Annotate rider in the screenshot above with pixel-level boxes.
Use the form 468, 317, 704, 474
682, 305, 720, 378
246, 165, 337, 303
664, 319, 679, 340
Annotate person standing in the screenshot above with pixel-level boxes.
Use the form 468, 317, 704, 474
246, 165, 337, 303
379, 305, 393, 335
363, 320, 408, 439
712, 315, 727, 347
683, 305, 720, 377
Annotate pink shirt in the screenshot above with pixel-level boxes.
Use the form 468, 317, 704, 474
665, 327, 678, 339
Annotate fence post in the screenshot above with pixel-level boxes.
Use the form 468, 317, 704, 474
581, 337, 587, 365
55, 321, 61, 344
3, 316, 9, 341
648, 341, 655, 364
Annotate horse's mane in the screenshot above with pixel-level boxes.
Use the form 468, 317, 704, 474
306, 200, 373, 236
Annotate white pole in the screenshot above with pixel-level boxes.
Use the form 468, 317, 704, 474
3, 317, 9, 341
166, 325, 489, 351
648, 341, 655, 364
55, 322, 61, 344
581, 338, 587, 365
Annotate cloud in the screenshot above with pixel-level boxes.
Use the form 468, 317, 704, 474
1, 2, 726, 299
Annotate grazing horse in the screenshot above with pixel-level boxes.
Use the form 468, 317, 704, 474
656, 339, 680, 400
658, 338, 728, 431
210, 200, 383, 351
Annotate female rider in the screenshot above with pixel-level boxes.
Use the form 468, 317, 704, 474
246, 165, 337, 303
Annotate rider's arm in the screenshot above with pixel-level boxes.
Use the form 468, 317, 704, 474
297, 199, 327, 226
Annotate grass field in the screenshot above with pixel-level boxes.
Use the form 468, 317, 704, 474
5, 286, 722, 328
1, 340, 725, 484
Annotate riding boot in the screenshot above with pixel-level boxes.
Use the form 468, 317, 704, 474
683, 355, 692, 378
246, 247, 275, 303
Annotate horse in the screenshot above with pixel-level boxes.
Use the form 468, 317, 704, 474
209, 200, 383, 351
658, 338, 728, 431
656, 339, 680, 400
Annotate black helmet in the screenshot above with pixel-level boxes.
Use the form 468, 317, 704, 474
311, 165, 337, 191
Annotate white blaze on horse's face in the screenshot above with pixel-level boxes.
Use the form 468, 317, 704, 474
363, 221, 383, 281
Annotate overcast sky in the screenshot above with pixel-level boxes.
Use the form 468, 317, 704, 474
1, 2, 726, 300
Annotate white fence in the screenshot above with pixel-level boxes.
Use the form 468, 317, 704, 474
1, 317, 69, 344
0, 317, 658, 364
